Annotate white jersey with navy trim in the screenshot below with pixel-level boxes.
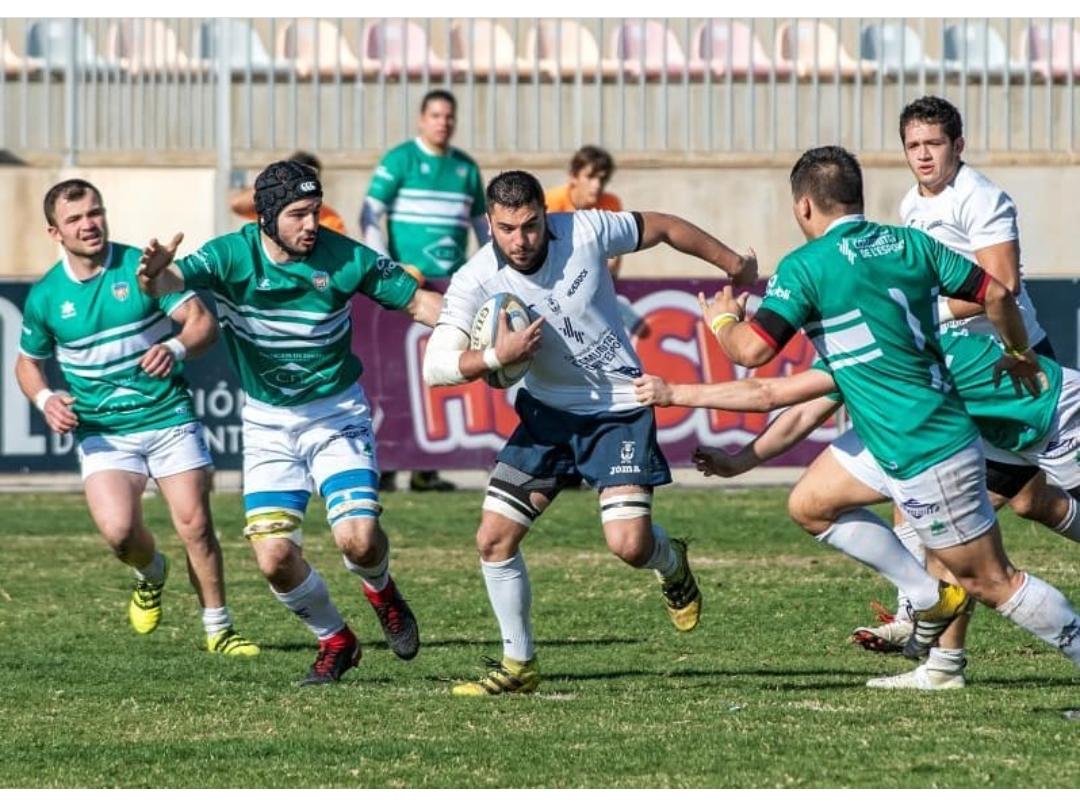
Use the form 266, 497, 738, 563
899, 163, 1046, 345
439, 210, 642, 415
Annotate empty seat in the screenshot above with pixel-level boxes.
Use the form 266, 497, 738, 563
523, 19, 625, 81
1018, 20, 1080, 81
449, 19, 531, 81
776, 20, 873, 80
608, 19, 689, 81
106, 19, 208, 74
860, 20, 940, 77
276, 19, 367, 80
197, 19, 276, 79
690, 19, 786, 80
26, 19, 118, 74
943, 20, 1024, 81
363, 19, 446, 81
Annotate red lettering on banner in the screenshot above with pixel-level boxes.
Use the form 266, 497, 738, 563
634, 306, 700, 431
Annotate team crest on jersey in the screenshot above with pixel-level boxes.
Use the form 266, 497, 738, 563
456, 166, 467, 178
545, 295, 562, 315
60, 301, 76, 319
420, 163, 431, 174
111, 281, 130, 302
311, 270, 329, 291
620, 441, 636, 464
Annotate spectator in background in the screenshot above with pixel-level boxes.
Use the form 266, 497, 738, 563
230, 151, 347, 235
546, 145, 624, 276
361, 88, 489, 493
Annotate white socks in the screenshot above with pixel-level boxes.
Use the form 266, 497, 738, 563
481, 553, 534, 663
643, 524, 680, 579
893, 521, 926, 621
926, 647, 966, 674
343, 551, 390, 593
133, 551, 167, 584
272, 568, 345, 640
816, 509, 940, 612
996, 572, 1080, 666
201, 606, 233, 637
1053, 496, 1080, 543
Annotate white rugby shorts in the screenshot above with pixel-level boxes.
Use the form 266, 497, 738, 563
77, 421, 213, 480
829, 429, 996, 549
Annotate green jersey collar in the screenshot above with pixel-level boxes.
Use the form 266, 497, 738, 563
824, 214, 866, 236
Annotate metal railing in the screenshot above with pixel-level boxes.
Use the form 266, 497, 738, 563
1, 17, 1077, 162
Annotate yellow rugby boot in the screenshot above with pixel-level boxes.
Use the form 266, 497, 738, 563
207, 628, 261, 657
658, 538, 702, 632
452, 656, 540, 696
903, 582, 972, 659
128, 555, 169, 635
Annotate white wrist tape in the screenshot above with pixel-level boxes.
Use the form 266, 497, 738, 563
34, 388, 56, 412
936, 295, 956, 325
482, 347, 503, 371
422, 324, 470, 386
163, 337, 187, 361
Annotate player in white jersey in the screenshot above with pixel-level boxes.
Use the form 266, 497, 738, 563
852, 97, 1080, 683
14, 179, 257, 657
423, 170, 758, 695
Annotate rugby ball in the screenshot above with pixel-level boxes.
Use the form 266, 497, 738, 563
470, 292, 535, 388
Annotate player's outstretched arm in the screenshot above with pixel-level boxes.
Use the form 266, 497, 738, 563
699, 287, 777, 368
693, 397, 841, 478
14, 354, 78, 434
140, 297, 219, 379
404, 288, 445, 328
636, 212, 757, 287
136, 233, 186, 297
634, 368, 836, 412
423, 313, 543, 387
982, 277, 1046, 397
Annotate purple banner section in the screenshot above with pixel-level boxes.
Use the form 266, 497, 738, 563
352, 278, 838, 471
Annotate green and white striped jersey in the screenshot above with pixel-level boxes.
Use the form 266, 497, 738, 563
366, 138, 485, 278
754, 216, 987, 480
19, 242, 197, 439
176, 223, 418, 407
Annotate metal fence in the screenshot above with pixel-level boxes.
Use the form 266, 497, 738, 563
1, 17, 1078, 162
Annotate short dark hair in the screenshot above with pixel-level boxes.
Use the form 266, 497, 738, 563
287, 150, 322, 174
789, 146, 864, 214
486, 170, 545, 211
899, 95, 963, 143
569, 145, 615, 178
421, 88, 456, 114
43, 179, 103, 227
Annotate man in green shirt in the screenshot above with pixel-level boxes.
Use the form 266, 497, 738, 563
361, 88, 489, 493
138, 160, 444, 685
15, 179, 257, 658
705, 146, 1080, 675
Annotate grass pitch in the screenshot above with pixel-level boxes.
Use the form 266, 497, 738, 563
0, 487, 1078, 788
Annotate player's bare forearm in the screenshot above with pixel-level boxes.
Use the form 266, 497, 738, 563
16, 354, 78, 433
637, 212, 756, 284
172, 298, 218, 360
675, 371, 836, 412
15, 354, 49, 401
137, 263, 185, 297
982, 278, 1030, 352
715, 321, 776, 368
405, 288, 444, 327
753, 398, 842, 462
974, 240, 1021, 295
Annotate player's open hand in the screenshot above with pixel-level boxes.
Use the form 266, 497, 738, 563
41, 392, 78, 435
692, 445, 753, 478
494, 310, 543, 365
140, 343, 177, 378
729, 248, 758, 288
993, 349, 1049, 398
698, 286, 749, 331
137, 233, 184, 287
633, 374, 674, 407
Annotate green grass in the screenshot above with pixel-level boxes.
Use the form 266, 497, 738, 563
0, 487, 1078, 787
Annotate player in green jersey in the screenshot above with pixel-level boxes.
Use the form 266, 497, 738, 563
704, 146, 1080, 676
361, 88, 489, 493
14, 179, 257, 657
137, 160, 444, 685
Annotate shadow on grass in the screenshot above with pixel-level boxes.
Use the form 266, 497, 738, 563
261, 636, 644, 653
548, 667, 870, 684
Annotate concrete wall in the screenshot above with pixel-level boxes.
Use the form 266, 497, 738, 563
3, 158, 1078, 280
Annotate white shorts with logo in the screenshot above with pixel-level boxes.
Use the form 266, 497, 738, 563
829, 429, 996, 549
77, 422, 213, 480
241, 385, 380, 537
982, 367, 1080, 492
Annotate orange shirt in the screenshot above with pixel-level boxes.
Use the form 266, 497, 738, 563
544, 184, 622, 213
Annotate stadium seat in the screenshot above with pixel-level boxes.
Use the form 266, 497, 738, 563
449, 19, 532, 81
1018, 20, 1080, 82
690, 19, 786, 81
363, 19, 447, 81
1, 30, 42, 79
523, 19, 625, 82
943, 21, 1025, 82
106, 19, 209, 75
775, 20, 874, 80
196, 19, 277, 80
26, 19, 118, 75
860, 20, 941, 78
608, 19, 690, 81
276, 19, 368, 80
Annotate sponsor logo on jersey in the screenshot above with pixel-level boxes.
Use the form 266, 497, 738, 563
311, 270, 329, 291
111, 281, 130, 302
374, 165, 395, 182
420, 163, 431, 174
97, 385, 152, 410
375, 256, 400, 279
256, 276, 273, 290
1042, 438, 1078, 460
60, 301, 76, 319
561, 317, 586, 345
930, 519, 947, 536
765, 274, 790, 301
260, 362, 327, 396
842, 231, 905, 263
901, 497, 940, 519
567, 267, 588, 297
423, 236, 465, 273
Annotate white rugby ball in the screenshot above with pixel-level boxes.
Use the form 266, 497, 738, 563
470, 292, 535, 389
